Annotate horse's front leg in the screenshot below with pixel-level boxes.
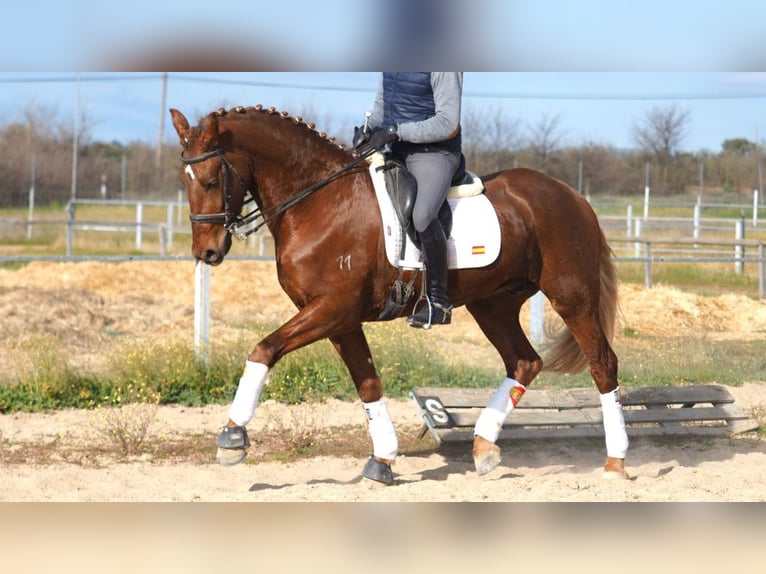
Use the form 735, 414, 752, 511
330, 328, 398, 485
215, 302, 350, 466
472, 359, 540, 475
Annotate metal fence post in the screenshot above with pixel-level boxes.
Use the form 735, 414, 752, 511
644, 242, 653, 289
194, 260, 211, 367
735, 218, 745, 274
158, 224, 167, 256
135, 202, 144, 251
633, 218, 642, 257
65, 200, 75, 256
529, 291, 544, 345
166, 204, 174, 252
759, 243, 765, 300
693, 200, 701, 245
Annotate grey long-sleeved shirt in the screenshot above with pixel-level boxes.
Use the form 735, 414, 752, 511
368, 72, 463, 144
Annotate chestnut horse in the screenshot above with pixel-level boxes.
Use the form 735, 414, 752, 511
170, 105, 629, 484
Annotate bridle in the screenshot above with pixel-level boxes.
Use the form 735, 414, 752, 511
181, 147, 253, 237
181, 144, 377, 240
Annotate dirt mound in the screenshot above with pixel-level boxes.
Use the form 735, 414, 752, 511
1, 261, 765, 367
618, 283, 766, 339
0, 285, 106, 343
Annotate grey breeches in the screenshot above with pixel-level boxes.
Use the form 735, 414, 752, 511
404, 149, 462, 233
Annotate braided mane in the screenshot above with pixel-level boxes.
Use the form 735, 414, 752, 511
211, 105, 348, 151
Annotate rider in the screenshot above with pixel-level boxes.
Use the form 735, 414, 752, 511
355, 72, 464, 328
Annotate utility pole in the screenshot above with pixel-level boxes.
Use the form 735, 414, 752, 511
156, 72, 168, 174
70, 72, 80, 201
756, 126, 764, 206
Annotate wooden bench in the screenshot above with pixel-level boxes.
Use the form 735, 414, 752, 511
409, 384, 759, 446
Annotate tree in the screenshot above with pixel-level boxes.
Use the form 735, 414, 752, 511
461, 104, 524, 174
721, 138, 756, 156
632, 104, 691, 193
526, 111, 564, 173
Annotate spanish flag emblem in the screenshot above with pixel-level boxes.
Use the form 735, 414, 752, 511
471, 245, 486, 255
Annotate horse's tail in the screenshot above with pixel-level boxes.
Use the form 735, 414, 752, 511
542, 231, 618, 374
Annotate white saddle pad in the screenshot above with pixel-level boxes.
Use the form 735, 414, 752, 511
368, 153, 501, 270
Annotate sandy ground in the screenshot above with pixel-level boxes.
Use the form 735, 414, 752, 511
0, 260, 765, 501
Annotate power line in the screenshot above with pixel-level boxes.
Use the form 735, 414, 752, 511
2, 73, 766, 101
464, 91, 766, 101
0, 74, 162, 83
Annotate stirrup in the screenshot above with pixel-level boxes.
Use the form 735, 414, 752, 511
407, 299, 452, 330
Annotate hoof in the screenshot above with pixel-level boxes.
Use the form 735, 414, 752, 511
602, 457, 630, 480
215, 425, 250, 467
473, 436, 502, 476
216, 447, 248, 466
474, 446, 502, 476
362, 456, 394, 485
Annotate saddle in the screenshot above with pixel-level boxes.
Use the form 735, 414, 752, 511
374, 153, 487, 321
378, 153, 479, 250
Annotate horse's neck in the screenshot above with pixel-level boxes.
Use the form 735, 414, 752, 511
240, 128, 351, 204
233, 122, 356, 234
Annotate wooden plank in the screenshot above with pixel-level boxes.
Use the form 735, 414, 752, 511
413, 387, 572, 409
412, 384, 737, 410
447, 407, 601, 428
409, 385, 759, 444
622, 385, 734, 406
435, 420, 757, 443
436, 405, 747, 429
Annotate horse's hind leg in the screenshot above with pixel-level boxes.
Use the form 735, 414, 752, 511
555, 314, 629, 479
465, 293, 543, 475
330, 328, 397, 485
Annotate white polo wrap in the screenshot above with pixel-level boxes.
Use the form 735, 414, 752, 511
228, 361, 269, 426
473, 378, 526, 443
600, 387, 629, 459
364, 399, 398, 461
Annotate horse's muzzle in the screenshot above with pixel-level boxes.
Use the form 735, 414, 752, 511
199, 249, 225, 266
194, 232, 232, 266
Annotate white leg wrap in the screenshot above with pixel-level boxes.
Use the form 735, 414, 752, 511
364, 399, 398, 461
228, 361, 269, 426
474, 378, 526, 443
600, 387, 629, 459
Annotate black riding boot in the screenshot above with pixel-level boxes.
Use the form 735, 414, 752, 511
407, 220, 452, 329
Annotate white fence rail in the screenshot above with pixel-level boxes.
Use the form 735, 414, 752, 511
64, 198, 185, 255
53, 199, 271, 257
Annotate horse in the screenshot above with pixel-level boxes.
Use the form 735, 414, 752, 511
169, 104, 629, 484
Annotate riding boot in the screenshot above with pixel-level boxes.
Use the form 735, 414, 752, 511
407, 220, 452, 329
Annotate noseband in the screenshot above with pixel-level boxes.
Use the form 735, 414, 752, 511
181, 147, 254, 237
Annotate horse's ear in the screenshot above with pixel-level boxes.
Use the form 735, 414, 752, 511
169, 109, 190, 145
199, 114, 219, 150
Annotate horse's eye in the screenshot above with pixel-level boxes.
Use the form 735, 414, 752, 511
205, 179, 220, 190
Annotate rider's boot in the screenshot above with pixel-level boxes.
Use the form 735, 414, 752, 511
407, 219, 452, 329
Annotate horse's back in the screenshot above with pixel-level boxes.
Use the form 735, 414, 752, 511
480, 167, 608, 299
483, 167, 602, 246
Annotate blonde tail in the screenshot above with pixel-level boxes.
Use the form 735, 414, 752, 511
542, 233, 618, 374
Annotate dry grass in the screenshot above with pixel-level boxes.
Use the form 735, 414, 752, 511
0, 422, 432, 467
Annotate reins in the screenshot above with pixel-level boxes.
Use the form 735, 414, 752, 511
182, 145, 376, 240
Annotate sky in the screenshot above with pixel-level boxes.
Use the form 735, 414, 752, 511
1, 72, 765, 153
1, 1, 765, 153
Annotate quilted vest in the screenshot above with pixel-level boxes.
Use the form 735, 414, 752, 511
382, 72, 461, 152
